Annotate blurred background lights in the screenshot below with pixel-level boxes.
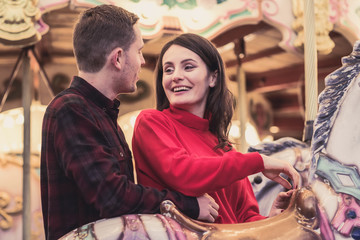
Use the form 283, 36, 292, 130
269, 125, 280, 134
245, 122, 261, 146
0, 102, 46, 155
0, 105, 275, 156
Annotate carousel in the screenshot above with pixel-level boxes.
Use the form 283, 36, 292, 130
0, 0, 359, 239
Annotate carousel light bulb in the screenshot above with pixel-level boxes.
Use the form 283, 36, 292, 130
269, 125, 280, 134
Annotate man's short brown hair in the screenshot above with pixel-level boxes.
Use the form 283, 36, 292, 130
73, 5, 139, 72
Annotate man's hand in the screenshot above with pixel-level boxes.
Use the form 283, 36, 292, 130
261, 154, 300, 190
196, 193, 219, 222
269, 189, 295, 217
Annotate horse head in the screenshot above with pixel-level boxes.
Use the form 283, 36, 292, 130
308, 40, 360, 240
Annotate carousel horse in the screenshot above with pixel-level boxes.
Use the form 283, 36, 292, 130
308, 40, 360, 240
60, 41, 360, 240
248, 137, 311, 216
60, 189, 320, 240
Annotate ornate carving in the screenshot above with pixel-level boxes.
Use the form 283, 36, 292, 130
0, 0, 41, 46
0, 191, 22, 230
292, 0, 335, 55
0, 154, 43, 238
31, 211, 45, 239
72, 225, 92, 240
0, 153, 39, 168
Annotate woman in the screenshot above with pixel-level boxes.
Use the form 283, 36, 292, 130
132, 33, 299, 223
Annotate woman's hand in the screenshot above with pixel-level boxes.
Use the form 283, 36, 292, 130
269, 189, 296, 217
261, 154, 300, 190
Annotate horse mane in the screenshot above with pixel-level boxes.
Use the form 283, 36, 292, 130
248, 137, 308, 156
311, 41, 360, 157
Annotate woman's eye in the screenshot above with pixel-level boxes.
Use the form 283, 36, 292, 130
164, 67, 174, 73
185, 65, 195, 70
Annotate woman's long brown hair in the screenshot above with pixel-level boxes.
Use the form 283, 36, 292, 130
155, 33, 234, 151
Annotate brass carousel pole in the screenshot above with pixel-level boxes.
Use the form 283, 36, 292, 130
0, 1, 42, 239
22, 47, 32, 240
234, 38, 247, 153
302, 0, 318, 143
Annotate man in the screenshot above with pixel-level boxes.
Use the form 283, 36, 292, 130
40, 5, 219, 239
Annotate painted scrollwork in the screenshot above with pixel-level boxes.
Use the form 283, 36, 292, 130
0, 191, 22, 230
261, 0, 279, 17
0, 0, 41, 46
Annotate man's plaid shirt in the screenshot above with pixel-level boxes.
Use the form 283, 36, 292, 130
40, 76, 198, 239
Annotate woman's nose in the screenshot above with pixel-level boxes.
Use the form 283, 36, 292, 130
172, 69, 183, 82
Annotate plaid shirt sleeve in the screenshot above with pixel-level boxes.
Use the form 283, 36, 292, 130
41, 89, 198, 239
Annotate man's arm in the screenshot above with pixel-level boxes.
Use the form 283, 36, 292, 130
52, 95, 216, 220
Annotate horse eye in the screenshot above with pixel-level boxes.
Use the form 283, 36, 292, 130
254, 176, 263, 184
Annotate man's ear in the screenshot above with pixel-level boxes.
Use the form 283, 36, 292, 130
110, 47, 123, 70
209, 70, 217, 88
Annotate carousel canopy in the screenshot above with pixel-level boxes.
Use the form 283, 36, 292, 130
0, 0, 358, 140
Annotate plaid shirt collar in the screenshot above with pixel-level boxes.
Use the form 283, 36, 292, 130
70, 76, 120, 121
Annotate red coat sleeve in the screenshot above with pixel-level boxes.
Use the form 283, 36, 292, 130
132, 110, 264, 197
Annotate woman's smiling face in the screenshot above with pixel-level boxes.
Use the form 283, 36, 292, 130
162, 44, 216, 118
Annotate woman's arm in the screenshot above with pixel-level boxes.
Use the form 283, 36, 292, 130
132, 110, 264, 197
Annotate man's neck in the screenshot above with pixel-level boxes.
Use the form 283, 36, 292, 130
78, 71, 116, 100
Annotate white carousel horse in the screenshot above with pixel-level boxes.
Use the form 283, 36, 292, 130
248, 137, 311, 216
308, 40, 360, 240
60, 41, 360, 240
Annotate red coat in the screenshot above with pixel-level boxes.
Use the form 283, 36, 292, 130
132, 106, 266, 223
